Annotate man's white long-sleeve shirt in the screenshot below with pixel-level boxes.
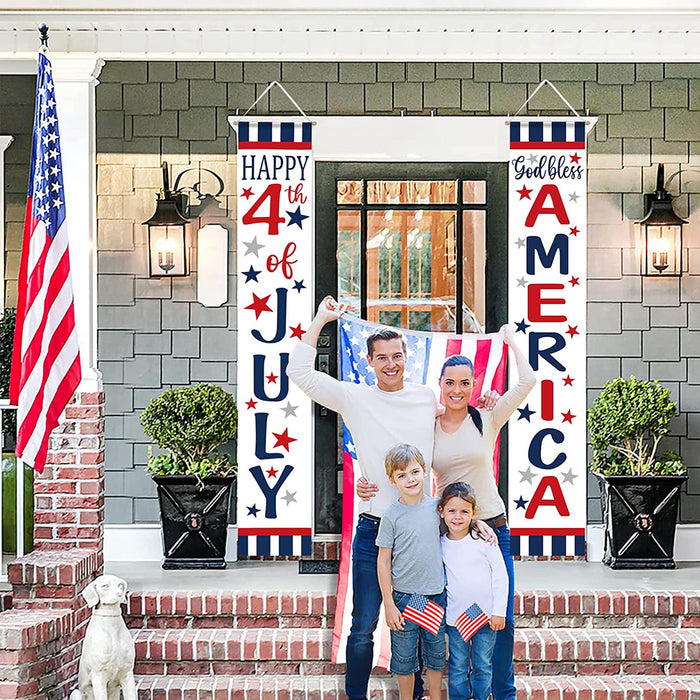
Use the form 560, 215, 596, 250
287, 342, 437, 517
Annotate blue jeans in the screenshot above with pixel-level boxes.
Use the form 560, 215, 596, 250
345, 515, 424, 700
492, 522, 516, 700
447, 623, 497, 700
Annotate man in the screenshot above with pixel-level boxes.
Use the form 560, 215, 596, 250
287, 296, 495, 700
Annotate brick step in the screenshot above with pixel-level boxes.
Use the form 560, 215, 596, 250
126, 590, 700, 630
133, 674, 700, 699
132, 627, 700, 677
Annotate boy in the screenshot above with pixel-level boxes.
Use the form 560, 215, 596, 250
376, 444, 446, 700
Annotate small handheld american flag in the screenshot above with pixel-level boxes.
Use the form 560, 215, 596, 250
402, 593, 445, 636
455, 603, 490, 642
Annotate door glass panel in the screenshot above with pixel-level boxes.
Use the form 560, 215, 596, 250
462, 210, 486, 332
337, 210, 361, 315
366, 209, 457, 332
337, 180, 362, 204
463, 180, 486, 204
367, 180, 457, 204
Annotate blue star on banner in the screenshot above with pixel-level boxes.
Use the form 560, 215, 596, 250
247, 504, 260, 517
515, 319, 530, 334
517, 404, 535, 422
286, 205, 309, 229
242, 265, 260, 283
292, 279, 306, 293
514, 496, 528, 510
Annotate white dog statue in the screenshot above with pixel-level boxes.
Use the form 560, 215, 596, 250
69, 574, 136, 700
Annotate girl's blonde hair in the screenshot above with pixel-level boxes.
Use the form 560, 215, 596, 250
384, 443, 426, 479
438, 482, 483, 540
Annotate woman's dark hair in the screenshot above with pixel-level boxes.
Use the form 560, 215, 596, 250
438, 482, 483, 540
439, 355, 483, 436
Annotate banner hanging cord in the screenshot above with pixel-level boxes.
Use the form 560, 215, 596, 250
509, 79, 585, 122
236, 81, 314, 122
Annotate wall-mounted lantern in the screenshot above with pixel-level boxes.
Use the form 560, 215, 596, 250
143, 162, 189, 277
638, 164, 687, 276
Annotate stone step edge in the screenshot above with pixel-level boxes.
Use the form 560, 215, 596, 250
132, 626, 700, 663
133, 674, 700, 696
126, 589, 700, 618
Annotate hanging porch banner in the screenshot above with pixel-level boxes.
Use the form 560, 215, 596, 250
234, 120, 314, 556
507, 119, 588, 557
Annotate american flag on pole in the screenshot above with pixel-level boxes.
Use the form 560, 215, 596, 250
455, 602, 490, 642
9, 47, 81, 473
331, 316, 507, 668
402, 593, 446, 636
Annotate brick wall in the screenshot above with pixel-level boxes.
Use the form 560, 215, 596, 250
94, 61, 700, 526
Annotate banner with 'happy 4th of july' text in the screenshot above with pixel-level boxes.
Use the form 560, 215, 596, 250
233, 120, 314, 556
508, 120, 591, 558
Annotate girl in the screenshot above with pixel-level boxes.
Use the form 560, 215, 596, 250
438, 482, 509, 700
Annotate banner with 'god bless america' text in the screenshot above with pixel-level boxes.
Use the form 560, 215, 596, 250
234, 120, 314, 556
508, 120, 591, 557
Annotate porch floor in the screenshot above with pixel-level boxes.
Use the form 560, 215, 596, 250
105, 559, 700, 592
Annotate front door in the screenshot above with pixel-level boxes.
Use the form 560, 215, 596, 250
313, 162, 507, 534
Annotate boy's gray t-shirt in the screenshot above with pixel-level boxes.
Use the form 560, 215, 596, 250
375, 496, 445, 596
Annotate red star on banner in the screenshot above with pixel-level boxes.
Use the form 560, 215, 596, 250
241, 187, 254, 199
289, 324, 305, 340
570, 153, 581, 164
266, 372, 278, 384
266, 466, 278, 478
272, 428, 297, 451
569, 226, 580, 236
562, 410, 575, 423
563, 375, 575, 387
566, 325, 579, 338
516, 186, 533, 200
245, 398, 257, 410
245, 293, 273, 319
569, 276, 580, 287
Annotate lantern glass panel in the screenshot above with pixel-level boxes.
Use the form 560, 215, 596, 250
644, 223, 682, 276
148, 223, 187, 277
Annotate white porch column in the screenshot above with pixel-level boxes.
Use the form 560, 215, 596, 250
0, 135, 13, 308
51, 56, 105, 392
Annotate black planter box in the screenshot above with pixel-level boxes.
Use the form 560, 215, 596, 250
153, 475, 235, 570
596, 473, 687, 570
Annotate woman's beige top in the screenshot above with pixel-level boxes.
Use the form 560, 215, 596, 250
432, 349, 536, 520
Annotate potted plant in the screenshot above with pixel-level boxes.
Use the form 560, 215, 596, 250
588, 376, 687, 569
140, 383, 238, 569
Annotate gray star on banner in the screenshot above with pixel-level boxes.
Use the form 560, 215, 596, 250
561, 469, 578, 485
517, 277, 528, 288
243, 237, 264, 257
519, 467, 536, 484
569, 192, 580, 203
516, 238, 526, 249
282, 491, 297, 506
281, 401, 298, 418
528, 153, 538, 165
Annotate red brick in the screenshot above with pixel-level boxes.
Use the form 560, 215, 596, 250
79, 451, 105, 465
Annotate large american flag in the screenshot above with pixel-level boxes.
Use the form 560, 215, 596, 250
10, 48, 81, 473
455, 602, 490, 642
331, 316, 507, 668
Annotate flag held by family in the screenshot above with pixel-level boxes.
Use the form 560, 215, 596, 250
402, 594, 445, 636
455, 602, 490, 642
9, 46, 82, 473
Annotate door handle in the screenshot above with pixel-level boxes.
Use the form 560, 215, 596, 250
317, 353, 330, 416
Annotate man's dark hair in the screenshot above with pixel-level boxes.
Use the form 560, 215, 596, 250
366, 326, 407, 357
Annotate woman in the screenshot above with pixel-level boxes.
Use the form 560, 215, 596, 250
358, 324, 535, 700
432, 324, 535, 700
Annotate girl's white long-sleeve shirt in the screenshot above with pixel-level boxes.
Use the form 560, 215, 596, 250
440, 532, 509, 625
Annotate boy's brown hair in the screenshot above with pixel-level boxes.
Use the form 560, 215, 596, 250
366, 326, 407, 357
384, 443, 426, 480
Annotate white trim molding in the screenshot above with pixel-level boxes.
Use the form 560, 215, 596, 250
0, 135, 13, 309
0, 6, 697, 63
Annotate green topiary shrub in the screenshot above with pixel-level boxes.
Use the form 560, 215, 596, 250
588, 376, 685, 477
0, 308, 17, 439
140, 383, 238, 480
